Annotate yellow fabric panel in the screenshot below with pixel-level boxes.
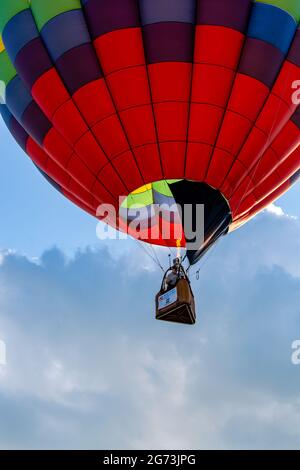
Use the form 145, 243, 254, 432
0, 37, 5, 53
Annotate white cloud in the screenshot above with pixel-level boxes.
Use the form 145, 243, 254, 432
266, 203, 298, 221
0, 249, 15, 266
0, 211, 300, 449
266, 203, 285, 217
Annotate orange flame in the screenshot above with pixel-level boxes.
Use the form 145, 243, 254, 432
176, 239, 182, 258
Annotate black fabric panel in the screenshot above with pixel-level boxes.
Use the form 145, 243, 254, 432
170, 180, 232, 265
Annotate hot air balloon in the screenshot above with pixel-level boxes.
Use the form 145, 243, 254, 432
0, 0, 300, 323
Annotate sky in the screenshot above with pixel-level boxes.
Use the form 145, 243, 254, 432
1, 119, 300, 450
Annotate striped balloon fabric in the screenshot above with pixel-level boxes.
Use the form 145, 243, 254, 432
0, 1, 300, 259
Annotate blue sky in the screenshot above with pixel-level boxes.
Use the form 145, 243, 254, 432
1, 119, 300, 450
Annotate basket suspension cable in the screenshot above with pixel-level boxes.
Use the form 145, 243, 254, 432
149, 244, 165, 272
134, 238, 165, 272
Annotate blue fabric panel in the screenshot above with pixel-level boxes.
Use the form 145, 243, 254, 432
6, 75, 32, 121
2, 9, 39, 63
248, 3, 297, 55
41, 9, 91, 62
0, 103, 12, 128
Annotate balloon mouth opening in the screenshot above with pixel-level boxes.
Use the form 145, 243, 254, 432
119, 179, 185, 247
118, 180, 232, 262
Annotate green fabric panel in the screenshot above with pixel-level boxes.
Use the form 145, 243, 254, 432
121, 180, 184, 209
30, 0, 82, 30
0, 0, 29, 34
0, 51, 17, 85
122, 190, 154, 209
166, 179, 181, 185
256, 0, 300, 21
152, 181, 173, 197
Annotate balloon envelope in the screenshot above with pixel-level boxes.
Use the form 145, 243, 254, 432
0, 0, 300, 263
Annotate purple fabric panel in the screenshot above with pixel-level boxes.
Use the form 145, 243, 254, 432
288, 29, 300, 67
290, 168, 300, 185
10, 116, 29, 151
239, 38, 284, 88
56, 43, 101, 95
83, 0, 140, 39
291, 107, 300, 129
21, 101, 52, 146
143, 22, 194, 63
139, 0, 196, 25
14, 38, 53, 89
196, 0, 252, 32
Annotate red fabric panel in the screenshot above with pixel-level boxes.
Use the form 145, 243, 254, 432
256, 95, 291, 139
253, 171, 282, 202
148, 62, 191, 102
271, 121, 300, 158
52, 100, 88, 146
92, 180, 118, 207
63, 187, 96, 216
27, 137, 98, 210
160, 142, 186, 177
43, 128, 73, 166
120, 105, 156, 147
93, 115, 130, 158
228, 74, 269, 121
97, 162, 128, 197
188, 104, 224, 145
185, 143, 212, 181
252, 180, 290, 215
26, 136, 48, 167
94, 28, 145, 75
106, 66, 150, 111
147, 63, 192, 177
74, 131, 108, 174
67, 154, 96, 190
31, 68, 69, 120
194, 26, 244, 70
272, 62, 300, 106
133, 144, 162, 183
250, 148, 279, 186
64, 182, 96, 210
224, 61, 300, 211
154, 102, 189, 142
230, 174, 256, 216
277, 147, 300, 181
237, 122, 300, 201
221, 159, 248, 199
206, 148, 234, 190
113, 151, 144, 193
154, 101, 189, 173
216, 111, 252, 156
192, 64, 234, 107
44, 158, 70, 188
185, 26, 244, 181
233, 127, 268, 169
73, 79, 115, 127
